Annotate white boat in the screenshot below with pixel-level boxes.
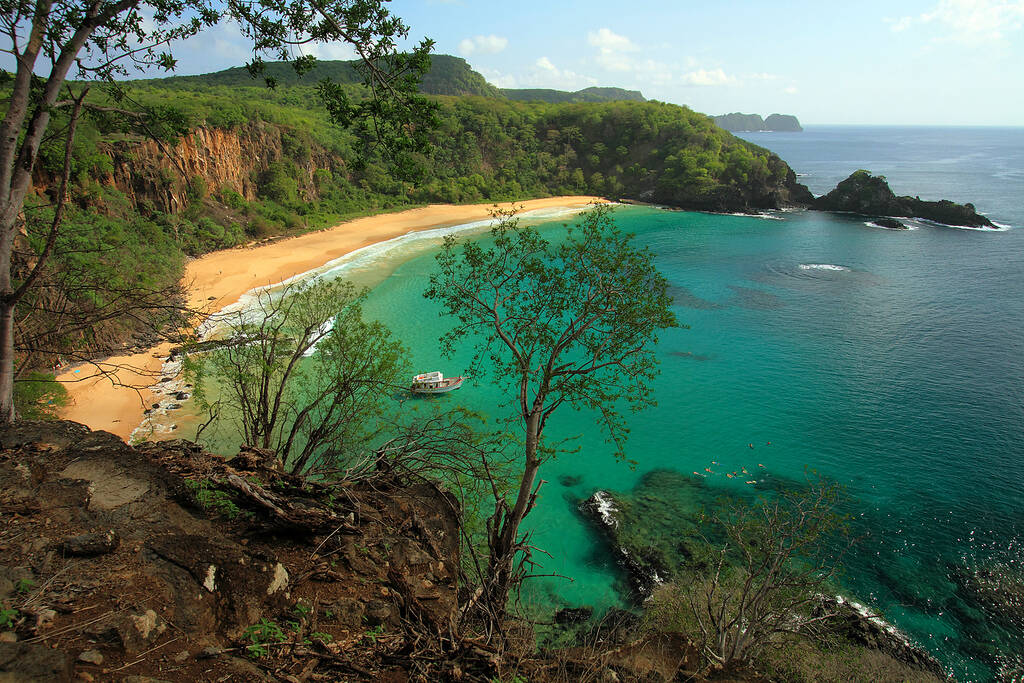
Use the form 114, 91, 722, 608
410, 371, 465, 394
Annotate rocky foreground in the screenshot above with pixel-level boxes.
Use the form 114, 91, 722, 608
0, 421, 465, 681
0, 422, 718, 682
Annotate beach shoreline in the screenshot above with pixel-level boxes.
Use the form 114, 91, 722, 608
55, 196, 606, 440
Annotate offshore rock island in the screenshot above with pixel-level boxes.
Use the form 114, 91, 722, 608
713, 112, 804, 132
813, 170, 996, 228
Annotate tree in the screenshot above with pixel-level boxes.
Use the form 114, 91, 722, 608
648, 476, 853, 670
0, 0, 435, 422
186, 277, 405, 475
424, 204, 678, 621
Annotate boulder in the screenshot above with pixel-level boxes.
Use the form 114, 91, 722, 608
0, 642, 73, 682
60, 531, 119, 557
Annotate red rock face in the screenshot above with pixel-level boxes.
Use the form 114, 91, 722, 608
34, 122, 343, 215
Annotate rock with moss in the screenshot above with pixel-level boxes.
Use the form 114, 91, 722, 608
815, 170, 995, 228
578, 470, 720, 599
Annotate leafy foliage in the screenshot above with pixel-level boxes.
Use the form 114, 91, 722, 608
425, 205, 678, 623
646, 476, 852, 668
184, 478, 243, 519
12, 371, 67, 419
185, 277, 405, 474
242, 618, 287, 658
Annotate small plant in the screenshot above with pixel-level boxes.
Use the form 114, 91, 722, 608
292, 602, 311, 618
185, 479, 242, 519
14, 578, 34, 594
242, 618, 286, 658
0, 607, 18, 629
362, 624, 385, 644
307, 631, 333, 642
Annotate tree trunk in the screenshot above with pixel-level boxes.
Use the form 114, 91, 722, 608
485, 410, 543, 615
0, 301, 16, 422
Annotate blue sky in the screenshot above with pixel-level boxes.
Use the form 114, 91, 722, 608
385, 0, 1024, 126
14, 0, 1024, 125
168, 0, 1024, 126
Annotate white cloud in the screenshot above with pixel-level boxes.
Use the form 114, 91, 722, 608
889, 0, 1024, 44
585, 28, 737, 89
457, 34, 508, 56
784, 85, 799, 95
886, 15, 915, 32
680, 68, 736, 86
528, 56, 598, 90
587, 28, 638, 52
303, 41, 358, 61
588, 28, 639, 72
478, 67, 517, 89
586, 27, 681, 83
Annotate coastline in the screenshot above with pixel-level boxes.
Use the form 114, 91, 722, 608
55, 196, 606, 440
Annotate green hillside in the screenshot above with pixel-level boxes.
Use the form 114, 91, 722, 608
14, 59, 808, 371
149, 56, 650, 103
147, 54, 501, 98
502, 86, 645, 103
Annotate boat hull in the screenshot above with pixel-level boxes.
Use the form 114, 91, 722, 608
410, 377, 465, 394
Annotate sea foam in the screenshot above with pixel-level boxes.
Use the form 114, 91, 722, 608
799, 263, 849, 271
914, 217, 1011, 232
865, 220, 919, 231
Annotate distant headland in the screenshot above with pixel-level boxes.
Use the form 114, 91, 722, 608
714, 113, 803, 132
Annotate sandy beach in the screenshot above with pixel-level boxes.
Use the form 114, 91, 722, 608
56, 196, 605, 440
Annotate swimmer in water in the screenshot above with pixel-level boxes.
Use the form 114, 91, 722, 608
748, 443, 754, 448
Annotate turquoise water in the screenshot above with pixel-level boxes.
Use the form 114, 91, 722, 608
189, 126, 1024, 679
354, 127, 1024, 680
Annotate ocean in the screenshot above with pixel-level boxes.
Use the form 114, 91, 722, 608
194, 126, 1024, 680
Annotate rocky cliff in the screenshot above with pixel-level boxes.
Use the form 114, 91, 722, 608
95, 123, 339, 215
814, 170, 995, 228
0, 423, 727, 682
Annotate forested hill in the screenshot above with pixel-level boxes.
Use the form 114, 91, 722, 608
146, 54, 503, 98
502, 86, 645, 103
148, 55, 651, 104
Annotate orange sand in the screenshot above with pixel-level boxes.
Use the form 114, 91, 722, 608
56, 197, 606, 440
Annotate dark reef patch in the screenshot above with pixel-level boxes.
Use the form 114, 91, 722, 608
667, 284, 724, 310
726, 284, 785, 310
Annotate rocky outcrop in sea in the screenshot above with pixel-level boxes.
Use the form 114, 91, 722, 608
577, 469, 951, 681
814, 170, 995, 228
